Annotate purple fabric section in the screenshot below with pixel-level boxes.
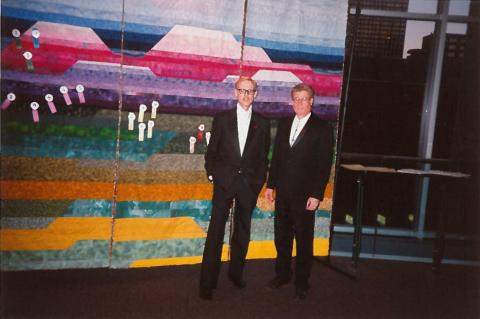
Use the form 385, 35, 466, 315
2, 64, 339, 119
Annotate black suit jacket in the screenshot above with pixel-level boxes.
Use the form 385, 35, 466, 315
205, 108, 270, 195
267, 113, 333, 200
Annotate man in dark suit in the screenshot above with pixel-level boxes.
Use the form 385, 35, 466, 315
265, 83, 333, 300
199, 77, 270, 300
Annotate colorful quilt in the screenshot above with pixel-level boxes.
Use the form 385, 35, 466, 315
0, 0, 347, 270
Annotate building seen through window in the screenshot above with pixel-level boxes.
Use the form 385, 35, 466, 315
333, 0, 478, 235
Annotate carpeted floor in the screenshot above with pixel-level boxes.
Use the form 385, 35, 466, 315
1, 257, 479, 319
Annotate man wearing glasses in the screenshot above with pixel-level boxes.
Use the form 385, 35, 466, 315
265, 83, 333, 300
199, 76, 270, 300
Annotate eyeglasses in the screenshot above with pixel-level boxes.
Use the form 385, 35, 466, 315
236, 88, 256, 95
292, 97, 311, 103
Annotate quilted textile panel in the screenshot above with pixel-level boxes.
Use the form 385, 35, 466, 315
0, 0, 347, 270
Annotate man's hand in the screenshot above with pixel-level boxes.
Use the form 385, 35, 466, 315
265, 188, 275, 202
305, 197, 320, 211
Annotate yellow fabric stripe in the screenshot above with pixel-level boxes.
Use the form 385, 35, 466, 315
0, 217, 112, 251
129, 239, 329, 268
114, 217, 206, 241
131, 256, 204, 267
0, 217, 207, 251
245, 238, 329, 259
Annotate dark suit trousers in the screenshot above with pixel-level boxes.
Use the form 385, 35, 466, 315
274, 194, 315, 290
200, 174, 257, 290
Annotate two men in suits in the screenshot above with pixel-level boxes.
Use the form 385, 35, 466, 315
265, 83, 333, 299
199, 77, 271, 300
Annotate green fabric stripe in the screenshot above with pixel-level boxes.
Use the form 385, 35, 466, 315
1, 240, 109, 271
111, 238, 206, 268
1, 200, 73, 218
2, 121, 138, 140
1, 199, 330, 220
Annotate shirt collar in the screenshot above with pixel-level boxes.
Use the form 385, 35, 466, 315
294, 112, 311, 123
237, 103, 252, 117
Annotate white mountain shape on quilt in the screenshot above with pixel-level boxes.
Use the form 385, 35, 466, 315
152, 25, 271, 62
223, 70, 303, 86
22, 21, 109, 50
252, 70, 302, 83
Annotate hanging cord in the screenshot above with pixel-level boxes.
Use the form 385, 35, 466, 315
108, 0, 126, 267
227, 0, 248, 260
228, 199, 236, 261
239, 0, 249, 76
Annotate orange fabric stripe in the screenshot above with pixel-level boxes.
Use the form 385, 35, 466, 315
0, 180, 333, 201
0, 181, 212, 201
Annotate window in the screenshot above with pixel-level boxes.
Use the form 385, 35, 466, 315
333, 0, 478, 236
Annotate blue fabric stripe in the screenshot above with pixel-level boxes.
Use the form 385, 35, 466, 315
2, 6, 343, 58
2, 132, 175, 161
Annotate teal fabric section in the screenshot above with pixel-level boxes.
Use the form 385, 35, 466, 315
111, 217, 331, 268
116, 200, 281, 221
1, 200, 331, 271
111, 238, 206, 268
197, 217, 331, 241
115, 200, 329, 223
116, 200, 213, 221
253, 207, 274, 219
2, 131, 175, 161
316, 210, 331, 218
5, 199, 329, 220
63, 200, 113, 217
251, 219, 274, 240
314, 217, 332, 238
1, 240, 109, 271
0, 217, 55, 229
116, 201, 172, 218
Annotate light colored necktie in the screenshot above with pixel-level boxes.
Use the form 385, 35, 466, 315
290, 120, 300, 146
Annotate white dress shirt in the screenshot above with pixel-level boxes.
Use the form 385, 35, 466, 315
289, 112, 311, 146
237, 103, 252, 156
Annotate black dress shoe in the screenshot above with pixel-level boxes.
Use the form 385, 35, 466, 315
199, 288, 213, 300
295, 287, 308, 300
228, 276, 246, 288
267, 277, 289, 289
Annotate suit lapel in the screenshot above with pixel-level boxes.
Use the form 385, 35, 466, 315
229, 109, 242, 158
290, 115, 312, 149
242, 112, 258, 157
286, 115, 295, 147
